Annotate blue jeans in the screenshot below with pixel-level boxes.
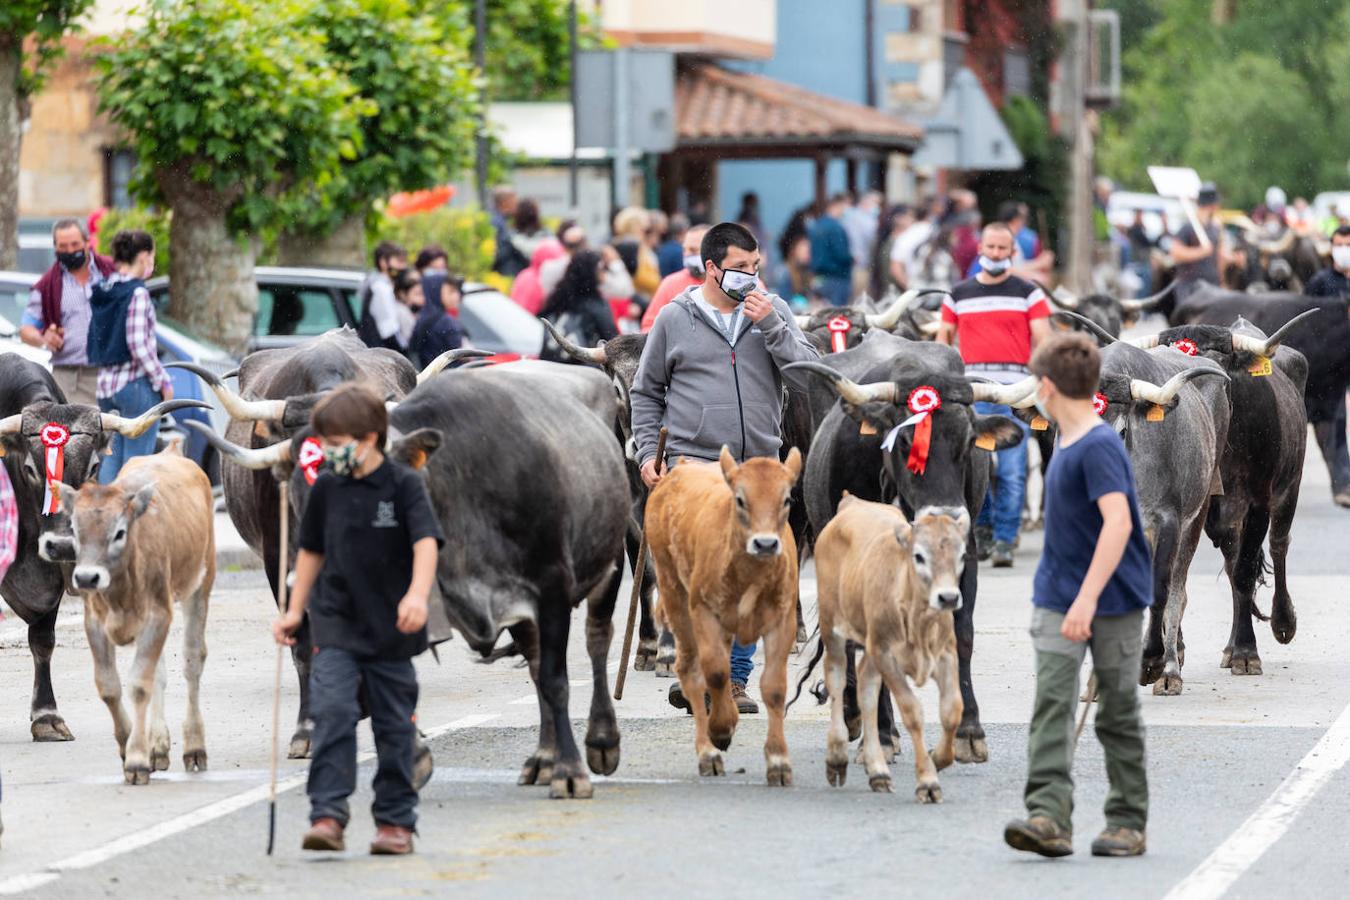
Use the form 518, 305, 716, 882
731, 640, 754, 685
975, 401, 1029, 545
97, 376, 161, 484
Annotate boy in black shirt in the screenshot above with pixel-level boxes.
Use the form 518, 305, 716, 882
273, 384, 443, 856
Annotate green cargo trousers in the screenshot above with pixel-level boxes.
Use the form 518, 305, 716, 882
1024, 607, 1148, 833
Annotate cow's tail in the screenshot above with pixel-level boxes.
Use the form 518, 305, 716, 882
1251, 547, 1273, 621
787, 634, 827, 710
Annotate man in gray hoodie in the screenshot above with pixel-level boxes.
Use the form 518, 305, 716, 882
631, 221, 819, 714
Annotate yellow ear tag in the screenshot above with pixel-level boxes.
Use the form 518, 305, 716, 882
975, 433, 996, 451
1248, 356, 1273, 377
1146, 404, 1166, 422
1031, 415, 1049, 431
859, 421, 878, 436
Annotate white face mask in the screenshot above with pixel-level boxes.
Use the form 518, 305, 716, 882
978, 254, 1011, 275
717, 267, 758, 303
683, 253, 704, 278
1333, 246, 1350, 270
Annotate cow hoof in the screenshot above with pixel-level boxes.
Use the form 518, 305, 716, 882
585, 742, 621, 777
1220, 647, 1233, 668
1272, 611, 1297, 645
549, 771, 593, 800
1230, 653, 1263, 676
1333, 489, 1350, 509
412, 742, 434, 790
634, 641, 658, 671
766, 762, 793, 787
1139, 656, 1165, 685
151, 747, 171, 772
710, 727, 734, 753
1153, 674, 1184, 695
518, 753, 555, 786
869, 773, 893, 793
124, 764, 151, 786
31, 715, 74, 742
826, 759, 848, 787
880, 732, 901, 763
698, 752, 725, 777
287, 735, 312, 760
845, 713, 861, 744
929, 747, 955, 772
654, 659, 676, 678
954, 732, 988, 764
183, 749, 208, 772
915, 783, 942, 804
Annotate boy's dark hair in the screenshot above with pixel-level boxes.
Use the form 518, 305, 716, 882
393, 267, 421, 297
373, 240, 407, 270
701, 222, 758, 269
311, 383, 388, 449
110, 229, 154, 264
414, 244, 448, 270
1030, 332, 1101, 400
1334, 224, 1350, 239
997, 200, 1026, 224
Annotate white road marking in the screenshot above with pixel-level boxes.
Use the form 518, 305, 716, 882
1164, 699, 1350, 900
0, 712, 501, 896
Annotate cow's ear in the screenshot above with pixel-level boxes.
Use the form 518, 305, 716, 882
973, 414, 1024, 451
719, 445, 737, 484
893, 522, 911, 550
128, 481, 157, 520
389, 428, 443, 471
841, 400, 900, 435
782, 446, 803, 484
0, 433, 21, 458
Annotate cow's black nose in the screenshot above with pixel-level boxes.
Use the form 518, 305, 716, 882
938, 591, 962, 610
74, 572, 98, 589
751, 536, 781, 555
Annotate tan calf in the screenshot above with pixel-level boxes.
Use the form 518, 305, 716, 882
645, 446, 802, 785
54, 445, 215, 784
813, 495, 969, 801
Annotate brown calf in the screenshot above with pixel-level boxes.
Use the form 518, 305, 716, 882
812, 495, 968, 801
55, 445, 215, 784
645, 446, 802, 785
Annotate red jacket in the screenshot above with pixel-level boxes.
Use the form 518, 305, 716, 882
33, 254, 116, 331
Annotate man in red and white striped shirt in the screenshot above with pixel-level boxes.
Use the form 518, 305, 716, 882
938, 222, 1050, 567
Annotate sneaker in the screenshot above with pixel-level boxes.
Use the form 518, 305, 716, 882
370, 824, 415, 855
991, 541, 1014, 568
302, 817, 346, 852
975, 525, 994, 561
731, 682, 759, 714
1091, 826, 1146, 857
1003, 816, 1073, 858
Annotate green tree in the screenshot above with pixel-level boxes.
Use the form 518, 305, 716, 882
96, 0, 367, 351
0, 0, 95, 269
276, 0, 481, 267
439, 0, 603, 102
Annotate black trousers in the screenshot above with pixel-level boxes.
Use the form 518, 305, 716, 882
307, 646, 420, 829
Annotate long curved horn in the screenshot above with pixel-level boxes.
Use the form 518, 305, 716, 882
794, 314, 813, 329
1128, 334, 1162, 349
782, 361, 898, 405
1054, 311, 1120, 346
1128, 367, 1229, 406
1258, 229, 1296, 255
101, 399, 212, 438
1118, 281, 1175, 314
163, 361, 287, 421
0, 414, 20, 435
416, 347, 495, 384
1230, 308, 1319, 358
864, 289, 948, 329
184, 421, 293, 471
969, 375, 1038, 407
539, 318, 606, 364
221, 368, 239, 380
1048, 286, 1081, 310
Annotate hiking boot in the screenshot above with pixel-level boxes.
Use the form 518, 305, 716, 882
1004, 816, 1073, 858
732, 682, 759, 714
975, 525, 995, 561
991, 541, 1014, 568
302, 817, 345, 852
1092, 826, 1146, 857
370, 824, 415, 856
668, 682, 691, 714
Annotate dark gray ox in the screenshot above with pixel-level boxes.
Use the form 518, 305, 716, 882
165, 328, 485, 757
791, 289, 949, 351
1045, 282, 1174, 338
1126, 312, 1314, 676
785, 342, 1034, 762
0, 353, 207, 741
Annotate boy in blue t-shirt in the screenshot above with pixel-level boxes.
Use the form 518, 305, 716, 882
1004, 333, 1151, 860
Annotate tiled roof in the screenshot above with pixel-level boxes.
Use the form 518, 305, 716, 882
675, 64, 923, 149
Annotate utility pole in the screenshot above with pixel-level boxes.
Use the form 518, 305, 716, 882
474, 0, 489, 210
1059, 0, 1093, 293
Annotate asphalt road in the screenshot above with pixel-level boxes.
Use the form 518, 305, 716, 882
2, 426, 1349, 898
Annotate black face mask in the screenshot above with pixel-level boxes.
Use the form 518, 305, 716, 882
57, 250, 87, 271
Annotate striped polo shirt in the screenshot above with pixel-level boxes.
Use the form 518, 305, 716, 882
941, 274, 1050, 384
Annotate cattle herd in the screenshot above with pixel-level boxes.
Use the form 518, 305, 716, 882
0, 281, 1340, 804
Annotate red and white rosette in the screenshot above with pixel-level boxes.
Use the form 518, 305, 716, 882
297, 437, 324, 485
1172, 338, 1198, 357
826, 316, 852, 353
1092, 392, 1109, 416
905, 385, 942, 476
39, 422, 70, 516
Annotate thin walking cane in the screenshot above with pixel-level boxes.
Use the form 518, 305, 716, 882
267, 480, 290, 855
1074, 671, 1098, 747
614, 427, 667, 700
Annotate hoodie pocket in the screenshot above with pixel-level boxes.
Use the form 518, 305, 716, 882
740, 402, 781, 457
692, 404, 743, 455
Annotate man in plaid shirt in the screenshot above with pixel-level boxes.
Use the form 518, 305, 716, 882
88, 230, 172, 484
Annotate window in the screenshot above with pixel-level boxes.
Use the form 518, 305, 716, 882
1004, 48, 1030, 100
255, 287, 340, 337
102, 149, 137, 209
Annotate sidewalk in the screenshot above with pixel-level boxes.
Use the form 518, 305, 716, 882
214, 510, 261, 571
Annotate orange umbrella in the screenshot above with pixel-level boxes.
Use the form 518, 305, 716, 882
386, 185, 456, 217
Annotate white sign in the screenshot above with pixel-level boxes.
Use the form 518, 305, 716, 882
1147, 166, 1202, 200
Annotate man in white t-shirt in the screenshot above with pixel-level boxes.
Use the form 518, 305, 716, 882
889, 204, 936, 289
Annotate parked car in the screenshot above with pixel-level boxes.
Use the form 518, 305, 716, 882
0, 270, 234, 484
16, 233, 55, 276
146, 266, 545, 358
